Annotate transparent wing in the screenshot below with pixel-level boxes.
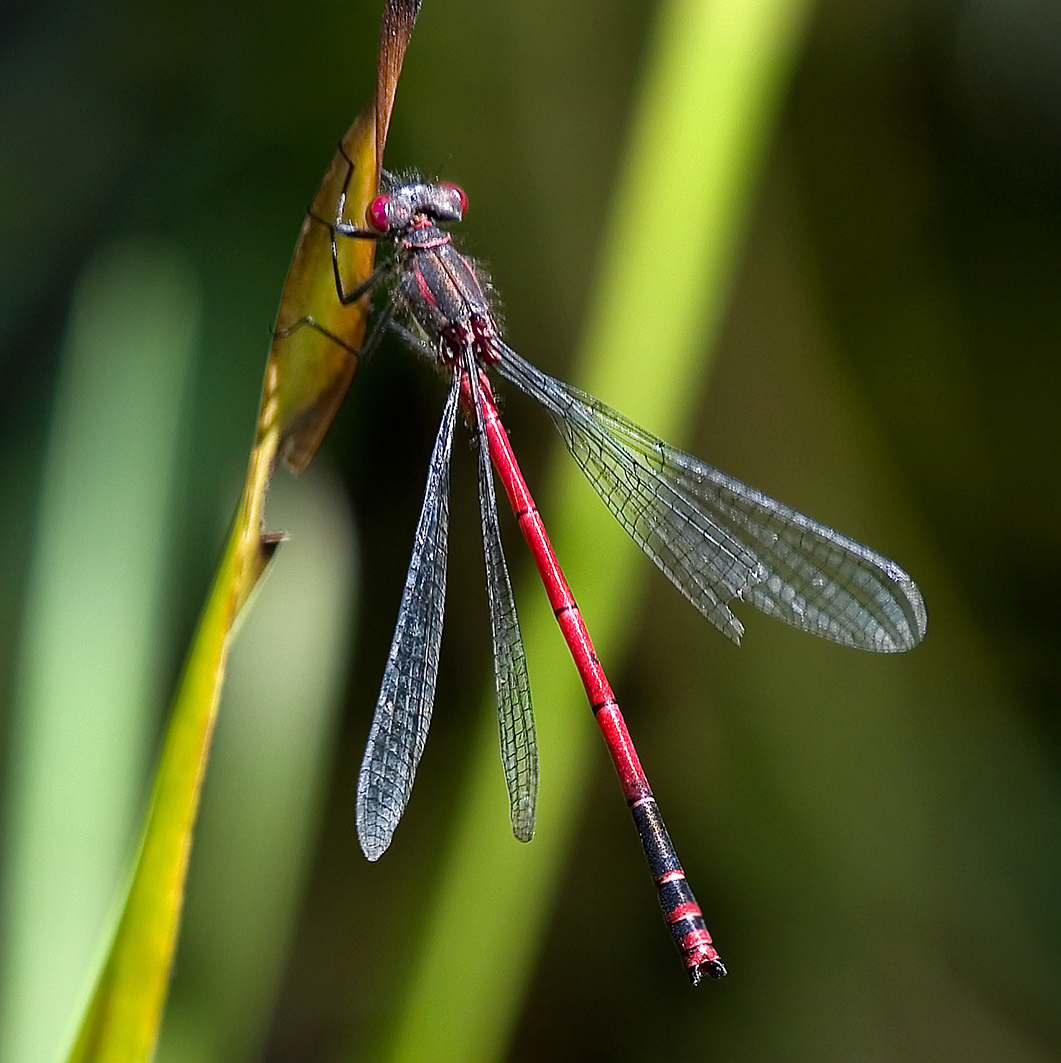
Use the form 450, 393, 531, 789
495, 345, 927, 653
467, 363, 538, 842
356, 376, 460, 861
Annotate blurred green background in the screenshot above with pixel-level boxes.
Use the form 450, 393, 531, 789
1, 0, 1059, 1061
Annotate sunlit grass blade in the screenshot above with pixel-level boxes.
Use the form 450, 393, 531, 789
62, 472, 272, 1062
267, 104, 378, 474
371, 0, 816, 1058
270, 0, 422, 473
54, 3, 420, 1055
153, 468, 358, 1063
0, 240, 199, 1063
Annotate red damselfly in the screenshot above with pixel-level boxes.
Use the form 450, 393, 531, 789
311, 168, 927, 984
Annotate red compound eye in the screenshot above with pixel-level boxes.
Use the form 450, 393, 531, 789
439, 182, 468, 216
368, 194, 391, 231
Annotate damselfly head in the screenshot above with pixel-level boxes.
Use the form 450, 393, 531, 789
368, 181, 468, 233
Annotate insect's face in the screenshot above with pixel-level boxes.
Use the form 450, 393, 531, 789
368, 181, 468, 235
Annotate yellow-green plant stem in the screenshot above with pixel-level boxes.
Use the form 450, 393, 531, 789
66, 425, 281, 1063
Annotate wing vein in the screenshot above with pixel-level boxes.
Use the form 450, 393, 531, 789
356, 376, 460, 860
495, 344, 926, 652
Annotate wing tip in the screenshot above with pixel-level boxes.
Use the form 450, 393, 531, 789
357, 826, 391, 862
356, 800, 396, 862
884, 563, 928, 653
